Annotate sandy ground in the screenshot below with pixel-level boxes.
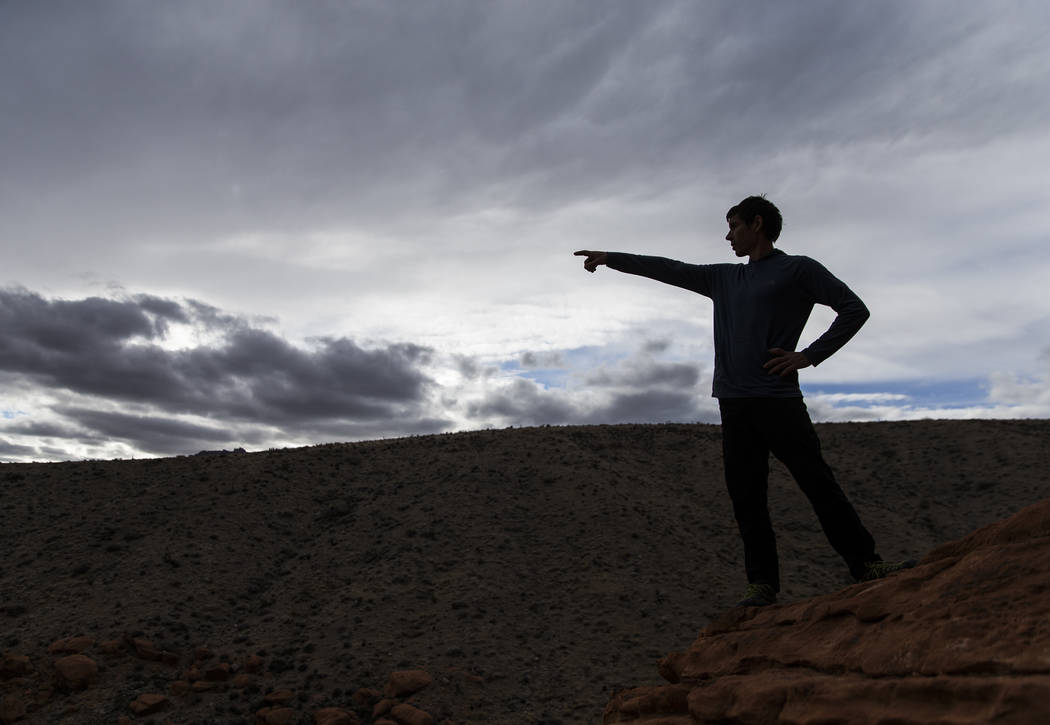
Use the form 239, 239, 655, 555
1, 419, 1048, 724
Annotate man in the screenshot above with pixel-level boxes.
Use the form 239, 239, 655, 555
574, 196, 915, 607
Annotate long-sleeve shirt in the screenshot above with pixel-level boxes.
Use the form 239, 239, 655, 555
606, 249, 870, 398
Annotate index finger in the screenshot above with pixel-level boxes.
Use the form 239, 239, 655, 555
574, 250, 592, 256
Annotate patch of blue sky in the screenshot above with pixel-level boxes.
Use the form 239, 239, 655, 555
499, 344, 633, 389
804, 378, 989, 409
2, 410, 25, 419
516, 368, 570, 388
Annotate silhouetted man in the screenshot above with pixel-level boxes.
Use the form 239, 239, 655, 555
575, 195, 915, 607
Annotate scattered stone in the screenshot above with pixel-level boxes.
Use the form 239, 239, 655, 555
232, 673, 256, 688
192, 679, 224, 692
390, 702, 435, 725
244, 654, 264, 673
313, 707, 359, 725
129, 693, 169, 716
53, 654, 98, 690
256, 706, 298, 725
0, 693, 27, 724
98, 639, 123, 655
351, 687, 379, 707
47, 636, 94, 654
194, 646, 214, 661
204, 662, 231, 681
168, 680, 191, 696
383, 669, 432, 698
373, 698, 395, 719
126, 637, 179, 665
0, 655, 30, 678
263, 688, 296, 705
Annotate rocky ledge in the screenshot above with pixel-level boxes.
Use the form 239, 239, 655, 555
604, 497, 1050, 724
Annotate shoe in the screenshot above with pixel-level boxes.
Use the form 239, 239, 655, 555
858, 559, 918, 582
735, 583, 777, 607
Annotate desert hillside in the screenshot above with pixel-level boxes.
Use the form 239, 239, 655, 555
1, 419, 1048, 724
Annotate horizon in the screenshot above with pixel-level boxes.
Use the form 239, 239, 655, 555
2, 2, 1048, 462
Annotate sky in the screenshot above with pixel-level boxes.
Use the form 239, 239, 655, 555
2, 1, 1049, 461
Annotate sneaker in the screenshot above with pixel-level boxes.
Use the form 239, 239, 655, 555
858, 559, 918, 582
735, 583, 777, 607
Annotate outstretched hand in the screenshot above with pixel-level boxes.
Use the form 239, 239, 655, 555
764, 348, 811, 376
574, 250, 608, 273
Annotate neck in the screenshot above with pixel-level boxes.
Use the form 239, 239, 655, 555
749, 242, 775, 262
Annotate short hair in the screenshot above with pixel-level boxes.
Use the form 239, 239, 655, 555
727, 195, 783, 242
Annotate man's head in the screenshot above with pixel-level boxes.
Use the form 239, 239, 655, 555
726, 195, 782, 243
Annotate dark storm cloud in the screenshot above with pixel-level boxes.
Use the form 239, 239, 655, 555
466, 378, 579, 427
53, 407, 257, 456
0, 288, 446, 456
0, 438, 39, 458
593, 390, 711, 424
584, 359, 700, 389
6, 0, 1035, 245
467, 343, 711, 427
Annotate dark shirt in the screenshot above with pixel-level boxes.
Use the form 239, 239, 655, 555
605, 249, 869, 398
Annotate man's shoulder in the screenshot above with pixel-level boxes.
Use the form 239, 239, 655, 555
770, 250, 829, 271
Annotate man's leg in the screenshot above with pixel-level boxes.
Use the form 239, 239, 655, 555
719, 398, 780, 592
762, 398, 878, 581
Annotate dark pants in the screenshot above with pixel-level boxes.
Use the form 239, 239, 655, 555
718, 397, 879, 591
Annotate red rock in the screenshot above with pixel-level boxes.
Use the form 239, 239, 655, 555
98, 639, 123, 655
129, 693, 169, 716
116, 717, 132, 725
244, 654, 264, 673
263, 689, 296, 705
390, 702, 434, 725
604, 497, 1050, 724
192, 680, 224, 692
383, 669, 432, 698
47, 636, 95, 654
125, 637, 178, 665
256, 707, 298, 725
314, 707, 360, 725
351, 687, 379, 707
204, 662, 231, 681
194, 646, 214, 661
232, 673, 256, 688
0, 693, 27, 724
168, 680, 191, 696
53, 654, 98, 690
0, 655, 31, 679
373, 698, 395, 718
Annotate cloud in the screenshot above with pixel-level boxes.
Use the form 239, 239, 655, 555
1, 3, 1048, 458
0, 288, 445, 459
463, 337, 717, 428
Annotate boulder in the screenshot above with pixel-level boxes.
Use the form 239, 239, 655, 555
314, 707, 360, 724
0, 694, 27, 725
129, 693, 169, 716
47, 637, 94, 654
383, 669, 432, 698
256, 707, 298, 725
604, 497, 1050, 724
390, 702, 434, 725
53, 654, 98, 690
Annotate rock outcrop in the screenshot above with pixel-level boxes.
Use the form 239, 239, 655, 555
605, 497, 1050, 724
